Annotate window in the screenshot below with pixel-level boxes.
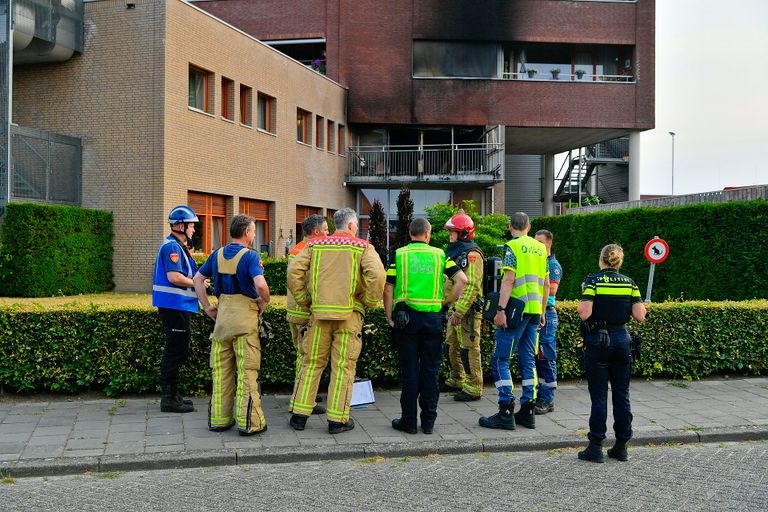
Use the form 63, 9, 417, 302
240, 198, 271, 254
221, 77, 235, 121
188, 191, 228, 254
315, 115, 325, 149
327, 120, 336, 153
337, 124, 346, 155
188, 65, 213, 113
413, 41, 499, 78
297, 108, 312, 144
257, 93, 276, 133
240, 85, 253, 126
296, 205, 321, 239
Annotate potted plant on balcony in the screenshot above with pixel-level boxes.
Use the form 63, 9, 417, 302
526, 68, 537, 79
575, 69, 586, 80
550, 68, 561, 80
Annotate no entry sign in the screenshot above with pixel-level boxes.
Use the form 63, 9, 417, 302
644, 238, 669, 264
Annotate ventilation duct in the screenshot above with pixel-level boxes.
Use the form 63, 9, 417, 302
12, 0, 83, 64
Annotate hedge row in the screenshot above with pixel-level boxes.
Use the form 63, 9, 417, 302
2, 301, 766, 396
529, 200, 768, 301
0, 203, 114, 297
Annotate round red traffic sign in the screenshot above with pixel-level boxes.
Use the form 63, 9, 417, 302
644, 238, 669, 264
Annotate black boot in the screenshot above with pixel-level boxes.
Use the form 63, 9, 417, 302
608, 440, 629, 461
160, 385, 193, 413
514, 400, 536, 429
312, 404, 327, 415
328, 418, 355, 434
578, 435, 605, 463
478, 402, 516, 430
289, 414, 308, 431
173, 385, 193, 407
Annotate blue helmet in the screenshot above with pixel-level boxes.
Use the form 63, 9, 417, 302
168, 205, 199, 225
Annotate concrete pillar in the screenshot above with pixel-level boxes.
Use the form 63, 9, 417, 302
628, 131, 641, 201
543, 153, 555, 216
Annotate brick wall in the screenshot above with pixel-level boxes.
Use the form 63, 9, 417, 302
13, 0, 352, 292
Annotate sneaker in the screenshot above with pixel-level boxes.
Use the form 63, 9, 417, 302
328, 418, 355, 434
392, 418, 417, 434
534, 401, 554, 415
453, 390, 481, 402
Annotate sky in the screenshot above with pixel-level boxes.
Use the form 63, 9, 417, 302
636, 0, 768, 195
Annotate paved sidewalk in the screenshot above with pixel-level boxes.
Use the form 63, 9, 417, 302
2, 377, 767, 477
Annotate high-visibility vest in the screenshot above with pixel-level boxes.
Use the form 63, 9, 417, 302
506, 236, 548, 315
151, 236, 198, 313
393, 243, 447, 313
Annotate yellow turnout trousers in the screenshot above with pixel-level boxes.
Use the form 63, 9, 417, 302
288, 321, 309, 411
290, 313, 363, 423
209, 293, 266, 433
445, 311, 483, 396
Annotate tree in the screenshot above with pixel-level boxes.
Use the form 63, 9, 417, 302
395, 186, 414, 251
368, 199, 388, 265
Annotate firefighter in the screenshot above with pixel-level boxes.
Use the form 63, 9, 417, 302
287, 208, 385, 434
287, 214, 329, 415
192, 215, 271, 435
442, 213, 485, 401
152, 205, 200, 413
385, 218, 468, 434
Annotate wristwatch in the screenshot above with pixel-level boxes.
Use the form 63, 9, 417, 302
497, 305, 505, 311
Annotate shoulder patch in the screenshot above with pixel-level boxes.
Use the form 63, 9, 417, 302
468, 254, 477, 263
169, 253, 179, 263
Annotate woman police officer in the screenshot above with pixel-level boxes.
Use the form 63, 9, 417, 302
577, 244, 646, 463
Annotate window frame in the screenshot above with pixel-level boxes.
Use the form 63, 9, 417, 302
297, 108, 312, 145
188, 64, 214, 114
257, 92, 276, 134
240, 84, 253, 127
221, 76, 235, 122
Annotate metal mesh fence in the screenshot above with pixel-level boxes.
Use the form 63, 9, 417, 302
10, 126, 81, 205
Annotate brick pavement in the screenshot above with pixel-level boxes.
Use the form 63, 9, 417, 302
1, 377, 767, 477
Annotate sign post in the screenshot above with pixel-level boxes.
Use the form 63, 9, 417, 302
643, 237, 669, 302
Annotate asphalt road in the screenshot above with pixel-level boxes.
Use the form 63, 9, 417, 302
1, 441, 766, 511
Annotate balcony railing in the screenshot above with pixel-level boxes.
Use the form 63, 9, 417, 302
346, 143, 504, 186
501, 72, 634, 82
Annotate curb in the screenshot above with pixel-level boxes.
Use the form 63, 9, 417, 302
3, 426, 768, 479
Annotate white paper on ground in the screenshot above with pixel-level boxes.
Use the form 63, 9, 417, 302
351, 378, 375, 406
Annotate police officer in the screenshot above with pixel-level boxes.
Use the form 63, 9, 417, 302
577, 244, 646, 463
442, 213, 485, 401
479, 212, 549, 430
287, 208, 385, 434
533, 229, 562, 414
287, 214, 329, 415
384, 218, 468, 434
152, 205, 200, 413
192, 215, 271, 435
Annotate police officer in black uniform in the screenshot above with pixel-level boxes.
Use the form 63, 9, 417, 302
577, 244, 646, 463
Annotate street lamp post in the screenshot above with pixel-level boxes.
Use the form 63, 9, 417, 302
669, 131, 676, 196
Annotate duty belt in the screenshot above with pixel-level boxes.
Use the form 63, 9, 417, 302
606, 323, 627, 331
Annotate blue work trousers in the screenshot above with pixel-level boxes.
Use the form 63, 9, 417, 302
536, 307, 558, 404
393, 310, 444, 430
585, 329, 633, 443
491, 313, 540, 405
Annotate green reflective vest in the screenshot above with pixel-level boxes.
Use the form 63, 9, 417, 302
393, 243, 447, 312
505, 236, 548, 315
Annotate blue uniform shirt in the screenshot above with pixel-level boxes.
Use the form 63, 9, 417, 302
198, 243, 264, 299
152, 235, 198, 312
547, 254, 562, 307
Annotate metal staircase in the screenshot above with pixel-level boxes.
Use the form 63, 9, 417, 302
554, 138, 629, 203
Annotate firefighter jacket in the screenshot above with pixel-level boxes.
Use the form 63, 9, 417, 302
287, 232, 386, 320
286, 239, 311, 324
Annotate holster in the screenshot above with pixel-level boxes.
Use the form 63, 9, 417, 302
630, 331, 643, 362
393, 302, 410, 330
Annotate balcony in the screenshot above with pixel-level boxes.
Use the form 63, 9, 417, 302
345, 143, 504, 187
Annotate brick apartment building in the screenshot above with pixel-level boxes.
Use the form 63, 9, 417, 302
197, 0, 655, 217
7, 0, 352, 291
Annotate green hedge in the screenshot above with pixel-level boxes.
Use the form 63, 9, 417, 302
530, 200, 768, 301
194, 255, 288, 296
1, 301, 766, 395
0, 203, 114, 297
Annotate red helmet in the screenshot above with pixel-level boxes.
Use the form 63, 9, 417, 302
444, 213, 475, 241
